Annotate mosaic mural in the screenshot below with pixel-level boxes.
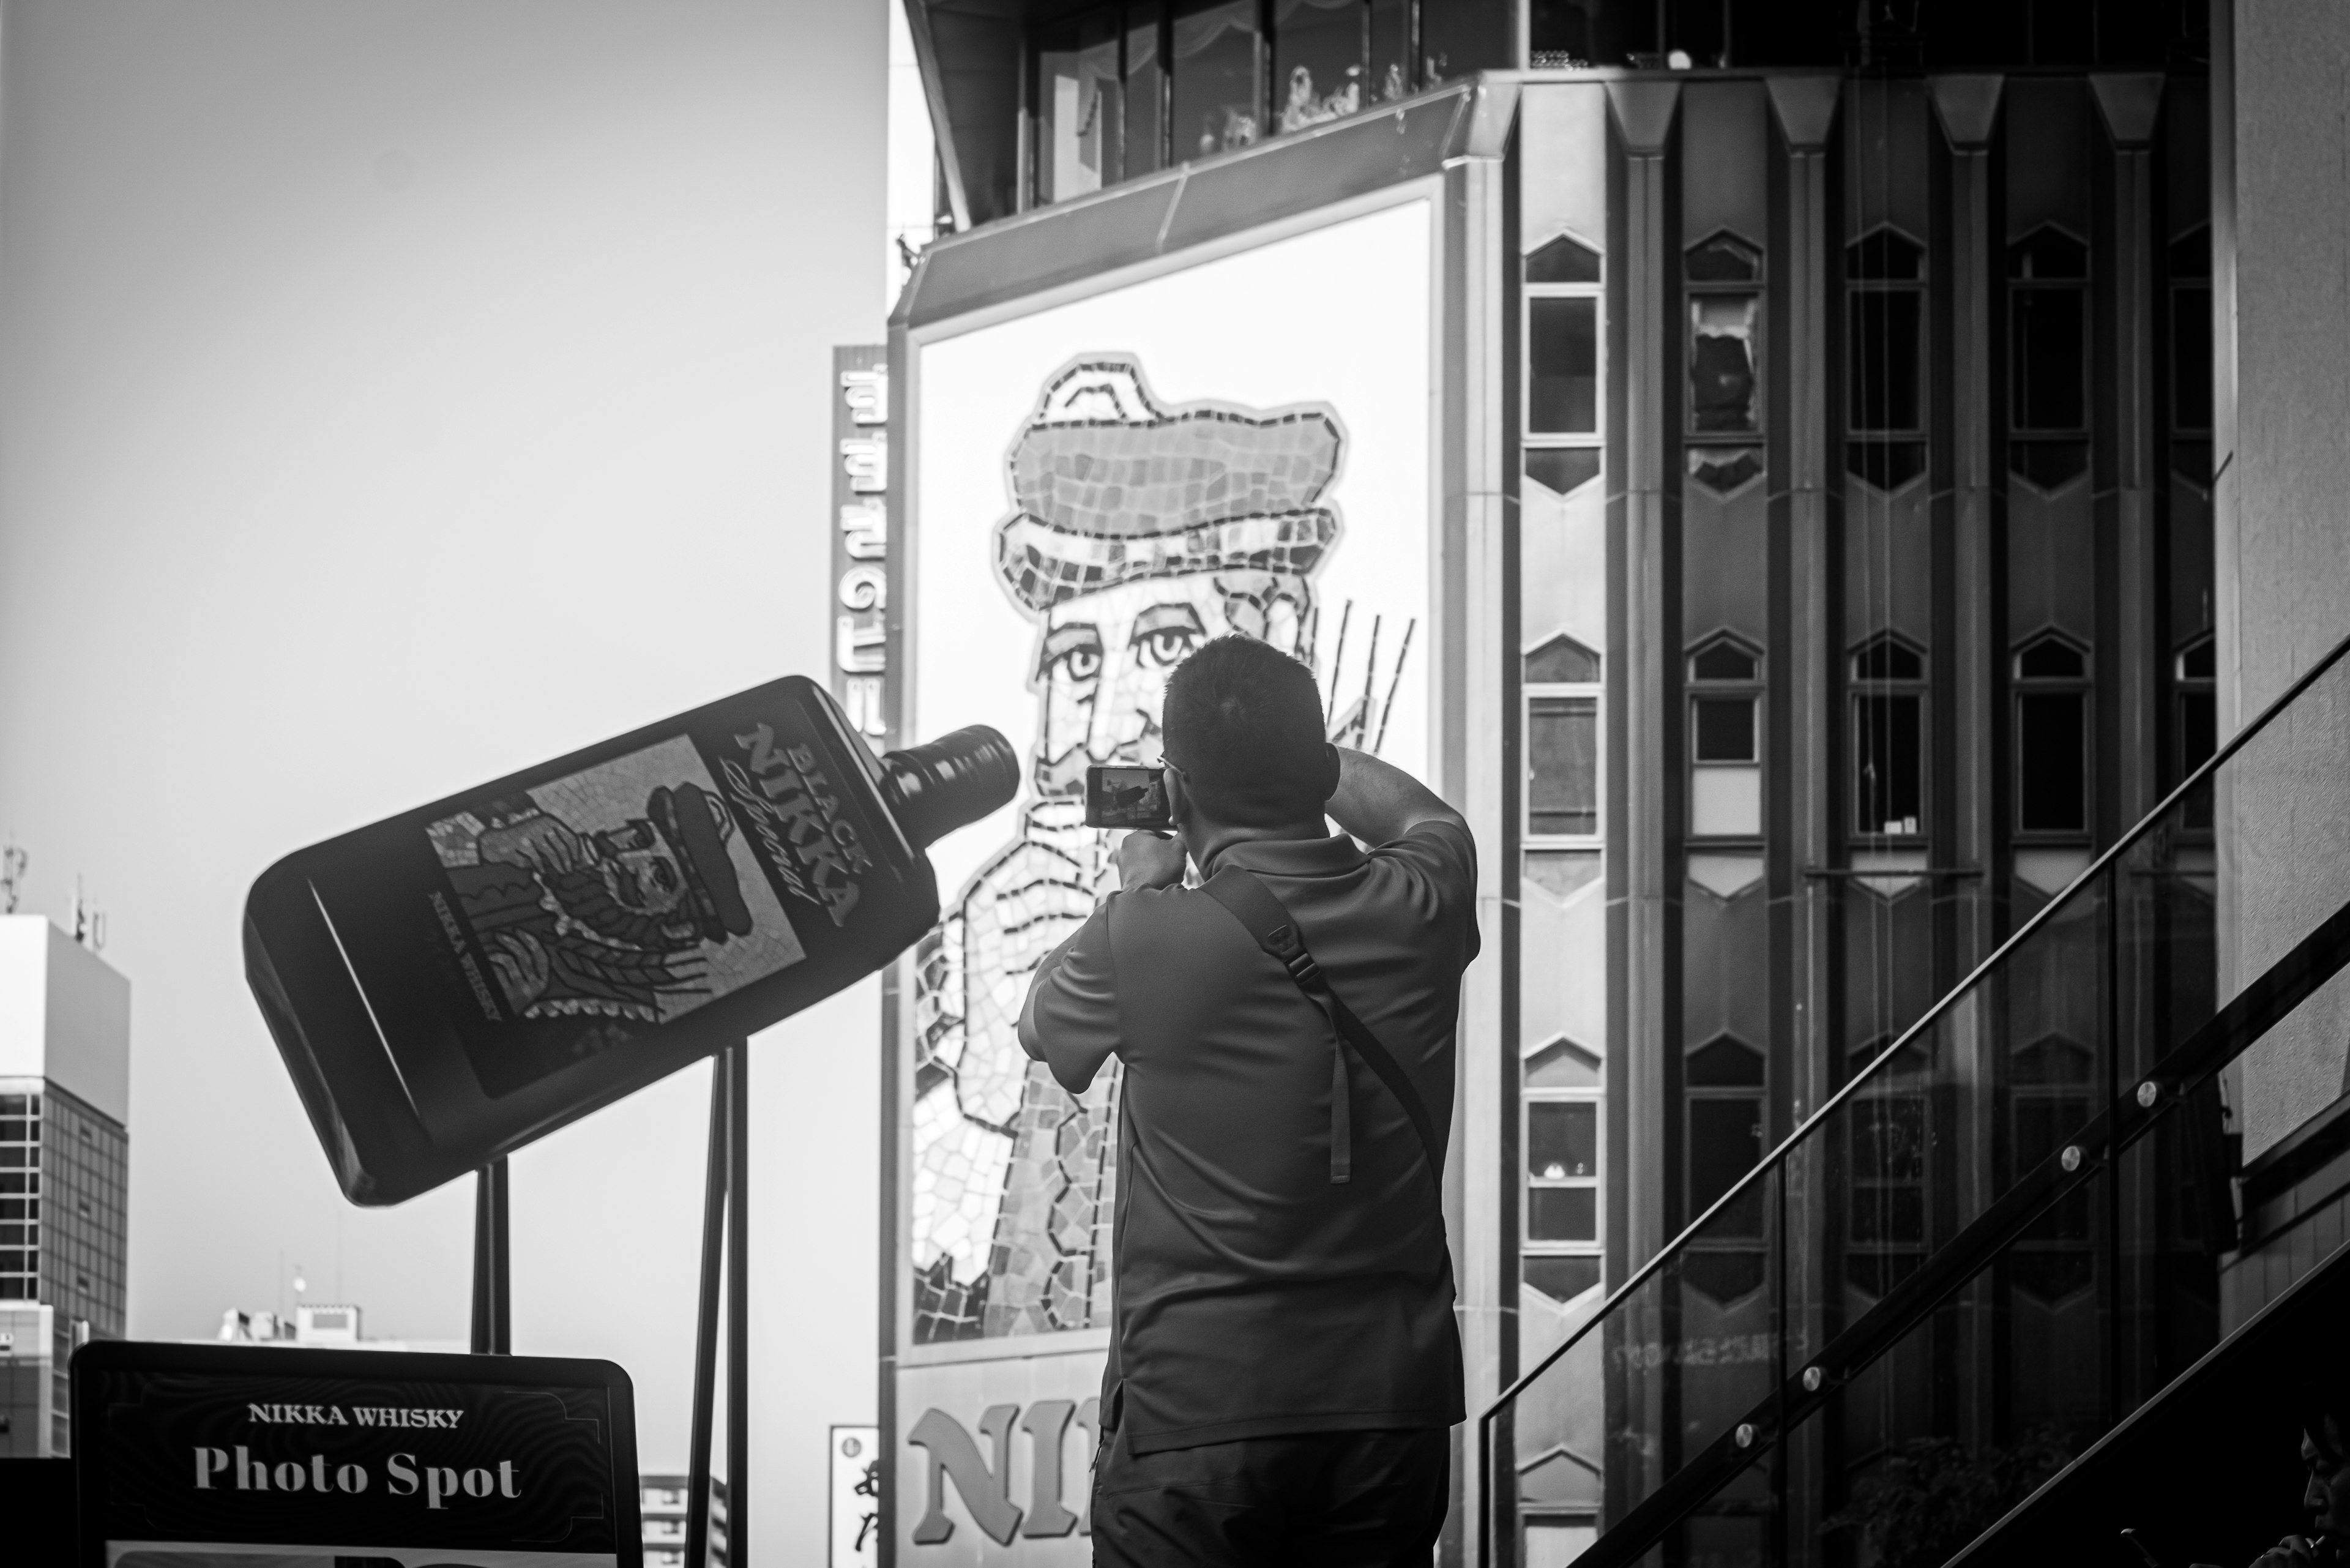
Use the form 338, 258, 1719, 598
908, 356, 1422, 1341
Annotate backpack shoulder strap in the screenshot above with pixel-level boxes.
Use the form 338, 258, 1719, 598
1200, 864, 1444, 1189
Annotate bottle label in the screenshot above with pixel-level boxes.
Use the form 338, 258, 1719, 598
422, 731, 810, 1048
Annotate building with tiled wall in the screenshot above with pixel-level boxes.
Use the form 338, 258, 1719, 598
0, 915, 130, 1457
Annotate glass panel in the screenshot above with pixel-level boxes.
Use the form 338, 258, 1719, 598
1687, 233, 1761, 283
1848, 441, 1928, 490
1854, 691, 1924, 834
2011, 227, 2089, 279
1527, 233, 1602, 284
1687, 1097, 1764, 1220
1272, 0, 1363, 134
2018, 637, 2087, 680
1690, 295, 1759, 434
1689, 447, 1763, 493
1036, 13, 1122, 203
2018, 690, 2087, 832
1523, 1255, 1602, 1304
2013, 287, 2087, 431
1692, 642, 1758, 682
1849, 228, 1925, 280
1367, 0, 1409, 102
1529, 1101, 1598, 1179
1692, 769, 1762, 838
2168, 225, 2211, 278
1529, 695, 1598, 835
1687, 1036, 1764, 1086
1529, 297, 1599, 434
1172, 0, 1262, 160
1530, 1187, 1598, 1241
2173, 284, 2214, 430
1125, 4, 1166, 178
1526, 634, 1602, 684
1850, 291, 1924, 431
1694, 696, 1756, 762
1526, 1036, 1602, 1088
1525, 447, 1602, 496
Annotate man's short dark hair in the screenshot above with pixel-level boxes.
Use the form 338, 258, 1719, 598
1162, 637, 1337, 826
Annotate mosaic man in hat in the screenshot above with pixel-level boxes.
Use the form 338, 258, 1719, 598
909, 355, 1345, 1340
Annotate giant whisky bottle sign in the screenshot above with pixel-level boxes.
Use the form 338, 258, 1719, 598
244, 675, 1014, 1204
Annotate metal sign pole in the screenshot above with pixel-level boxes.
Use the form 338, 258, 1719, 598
727, 1042, 750, 1564
469, 1157, 510, 1355
685, 1053, 731, 1567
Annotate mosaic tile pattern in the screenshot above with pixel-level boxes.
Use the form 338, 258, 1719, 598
994, 359, 1342, 611
911, 808, 1110, 1343
909, 356, 1359, 1345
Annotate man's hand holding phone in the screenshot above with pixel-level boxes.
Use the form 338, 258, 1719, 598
1116, 829, 1187, 892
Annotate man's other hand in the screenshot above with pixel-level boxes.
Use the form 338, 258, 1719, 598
1116, 831, 1187, 892
2250, 1537, 2321, 1568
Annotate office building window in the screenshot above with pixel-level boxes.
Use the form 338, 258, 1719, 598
1846, 1037, 1929, 1296
2015, 633, 2091, 835
2170, 226, 2213, 482
1685, 1035, 1765, 1236
2175, 635, 2216, 829
1526, 230, 1604, 500
1852, 634, 1927, 838
1847, 227, 1928, 490
1688, 637, 1762, 838
1687, 231, 1763, 493
0, 1093, 37, 1302
2009, 227, 2092, 489
1173, 1, 1262, 156
2010, 1034, 2095, 1301
1524, 1036, 1603, 1302
1526, 635, 1601, 842
1035, 11, 1125, 204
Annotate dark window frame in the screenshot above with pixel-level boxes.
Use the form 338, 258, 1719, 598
1849, 633, 1930, 842
1846, 226, 1930, 491
2012, 630, 2094, 841
1687, 635, 1764, 843
1685, 230, 1766, 491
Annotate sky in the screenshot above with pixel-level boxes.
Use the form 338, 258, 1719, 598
0, 0, 890, 1551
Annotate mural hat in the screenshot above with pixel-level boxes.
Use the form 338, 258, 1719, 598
994, 357, 1345, 613
647, 783, 756, 944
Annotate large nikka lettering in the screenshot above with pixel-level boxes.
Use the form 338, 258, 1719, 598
903, 1397, 1099, 1547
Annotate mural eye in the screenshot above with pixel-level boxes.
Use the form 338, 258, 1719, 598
1055, 646, 1102, 683
1141, 629, 1198, 667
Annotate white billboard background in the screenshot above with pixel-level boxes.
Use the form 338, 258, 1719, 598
912, 195, 1436, 905
895, 192, 1436, 1558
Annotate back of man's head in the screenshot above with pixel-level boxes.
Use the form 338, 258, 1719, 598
1162, 637, 1337, 827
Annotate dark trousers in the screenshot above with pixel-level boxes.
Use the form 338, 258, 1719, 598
1091, 1424, 1449, 1566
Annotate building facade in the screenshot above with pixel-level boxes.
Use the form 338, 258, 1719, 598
862, 3, 2345, 1564
0, 914, 129, 1458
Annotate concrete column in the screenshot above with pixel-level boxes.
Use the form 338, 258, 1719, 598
1606, 77, 1680, 1277
1769, 73, 1840, 1568
2094, 75, 2166, 833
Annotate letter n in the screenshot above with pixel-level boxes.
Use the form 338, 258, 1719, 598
905, 1405, 1022, 1547
1016, 1400, 1078, 1539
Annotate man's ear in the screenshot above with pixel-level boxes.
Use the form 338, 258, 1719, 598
1162, 764, 1190, 824
1318, 743, 1342, 802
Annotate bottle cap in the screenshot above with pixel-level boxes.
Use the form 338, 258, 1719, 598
880, 726, 1020, 851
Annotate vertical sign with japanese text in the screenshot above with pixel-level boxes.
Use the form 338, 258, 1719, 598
829, 1424, 881, 1568
832, 347, 891, 749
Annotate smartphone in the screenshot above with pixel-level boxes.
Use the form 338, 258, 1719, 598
1084, 764, 1174, 831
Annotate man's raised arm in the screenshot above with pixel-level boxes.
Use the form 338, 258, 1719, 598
1324, 747, 1467, 845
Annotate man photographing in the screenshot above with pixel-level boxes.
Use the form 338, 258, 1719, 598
1020, 635, 1479, 1564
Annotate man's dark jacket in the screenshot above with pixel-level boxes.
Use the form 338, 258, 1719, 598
1021, 821, 1480, 1454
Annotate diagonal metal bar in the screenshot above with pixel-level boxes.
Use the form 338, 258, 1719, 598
1556, 892, 2350, 1568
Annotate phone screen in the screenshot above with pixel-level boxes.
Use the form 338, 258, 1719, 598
1085, 764, 1173, 831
